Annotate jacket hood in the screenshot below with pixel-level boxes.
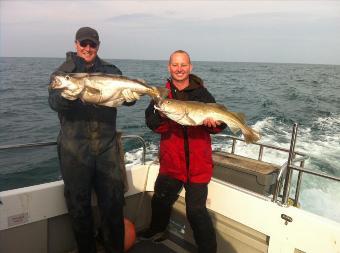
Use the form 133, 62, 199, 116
189, 74, 204, 87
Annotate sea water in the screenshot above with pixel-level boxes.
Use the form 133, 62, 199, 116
0, 57, 339, 222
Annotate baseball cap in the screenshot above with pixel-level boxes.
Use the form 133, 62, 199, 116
75, 27, 100, 44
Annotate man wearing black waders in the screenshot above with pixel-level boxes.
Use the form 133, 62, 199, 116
48, 27, 139, 253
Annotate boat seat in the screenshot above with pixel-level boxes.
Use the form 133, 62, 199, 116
212, 151, 280, 195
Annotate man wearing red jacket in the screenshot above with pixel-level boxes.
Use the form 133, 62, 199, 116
142, 50, 226, 253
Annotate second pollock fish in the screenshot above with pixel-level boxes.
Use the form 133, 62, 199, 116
154, 98, 260, 143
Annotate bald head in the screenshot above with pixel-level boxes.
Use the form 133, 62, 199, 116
168, 50, 192, 87
169, 50, 191, 65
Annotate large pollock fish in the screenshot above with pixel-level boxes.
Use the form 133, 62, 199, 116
49, 73, 168, 107
154, 98, 260, 143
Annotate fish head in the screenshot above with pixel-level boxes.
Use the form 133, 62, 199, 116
155, 98, 186, 120
155, 98, 173, 112
50, 74, 74, 89
50, 73, 84, 92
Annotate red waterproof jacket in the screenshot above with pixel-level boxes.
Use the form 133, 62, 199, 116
145, 75, 225, 183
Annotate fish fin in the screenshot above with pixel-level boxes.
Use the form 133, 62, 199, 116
82, 86, 103, 103
68, 73, 89, 78
136, 78, 147, 84
88, 72, 105, 76
233, 112, 246, 124
226, 121, 242, 134
91, 73, 120, 78
61, 90, 78, 100
186, 115, 197, 125
86, 86, 101, 94
97, 99, 124, 107
243, 127, 261, 144
127, 77, 148, 86
206, 104, 247, 125
207, 103, 228, 110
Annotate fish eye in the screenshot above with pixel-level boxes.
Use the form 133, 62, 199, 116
65, 75, 70, 80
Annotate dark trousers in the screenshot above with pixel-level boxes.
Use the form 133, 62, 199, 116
58, 140, 125, 253
150, 174, 217, 253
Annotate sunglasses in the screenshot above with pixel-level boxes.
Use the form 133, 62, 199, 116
79, 40, 98, 48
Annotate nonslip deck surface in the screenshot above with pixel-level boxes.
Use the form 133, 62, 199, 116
127, 233, 197, 253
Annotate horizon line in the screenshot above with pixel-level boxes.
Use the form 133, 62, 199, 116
0, 56, 339, 67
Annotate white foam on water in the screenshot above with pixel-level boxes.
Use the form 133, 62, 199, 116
297, 115, 340, 172
125, 116, 340, 222
245, 116, 340, 222
213, 117, 291, 165
299, 176, 340, 222
124, 142, 159, 165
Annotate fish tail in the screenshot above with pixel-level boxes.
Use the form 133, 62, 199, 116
156, 87, 169, 98
243, 127, 261, 144
149, 87, 169, 99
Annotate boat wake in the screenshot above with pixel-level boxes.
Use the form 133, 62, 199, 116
124, 115, 340, 222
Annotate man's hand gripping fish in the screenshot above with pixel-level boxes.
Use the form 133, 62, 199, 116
154, 98, 260, 144
49, 73, 168, 107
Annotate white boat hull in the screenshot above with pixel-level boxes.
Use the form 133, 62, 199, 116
1, 163, 339, 253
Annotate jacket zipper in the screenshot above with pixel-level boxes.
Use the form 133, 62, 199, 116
183, 126, 190, 183
170, 80, 190, 183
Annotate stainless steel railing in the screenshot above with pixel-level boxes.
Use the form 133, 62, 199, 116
213, 133, 307, 163
121, 135, 147, 164
212, 124, 340, 207
2, 128, 339, 208
280, 124, 340, 206
213, 129, 308, 202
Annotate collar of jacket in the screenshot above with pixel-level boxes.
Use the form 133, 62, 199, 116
166, 74, 204, 99
167, 74, 204, 91
63, 51, 112, 72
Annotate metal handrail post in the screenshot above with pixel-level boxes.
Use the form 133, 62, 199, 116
231, 139, 236, 154
290, 164, 340, 181
282, 123, 298, 205
294, 160, 305, 206
258, 145, 264, 161
121, 135, 146, 165
272, 161, 287, 202
294, 171, 303, 206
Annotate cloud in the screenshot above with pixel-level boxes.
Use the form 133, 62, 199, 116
106, 13, 157, 23
1, 1, 339, 64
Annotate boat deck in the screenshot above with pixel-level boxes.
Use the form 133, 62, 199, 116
95, 232, 197, 253
129, 233, 196, 253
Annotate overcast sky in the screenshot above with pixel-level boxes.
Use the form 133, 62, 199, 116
1, 1, 340, 64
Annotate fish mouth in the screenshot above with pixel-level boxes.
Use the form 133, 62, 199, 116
153, 96, 164, 106
50, 76, 64, 89
153, 104, 161, 111
51, 79, 62, 89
